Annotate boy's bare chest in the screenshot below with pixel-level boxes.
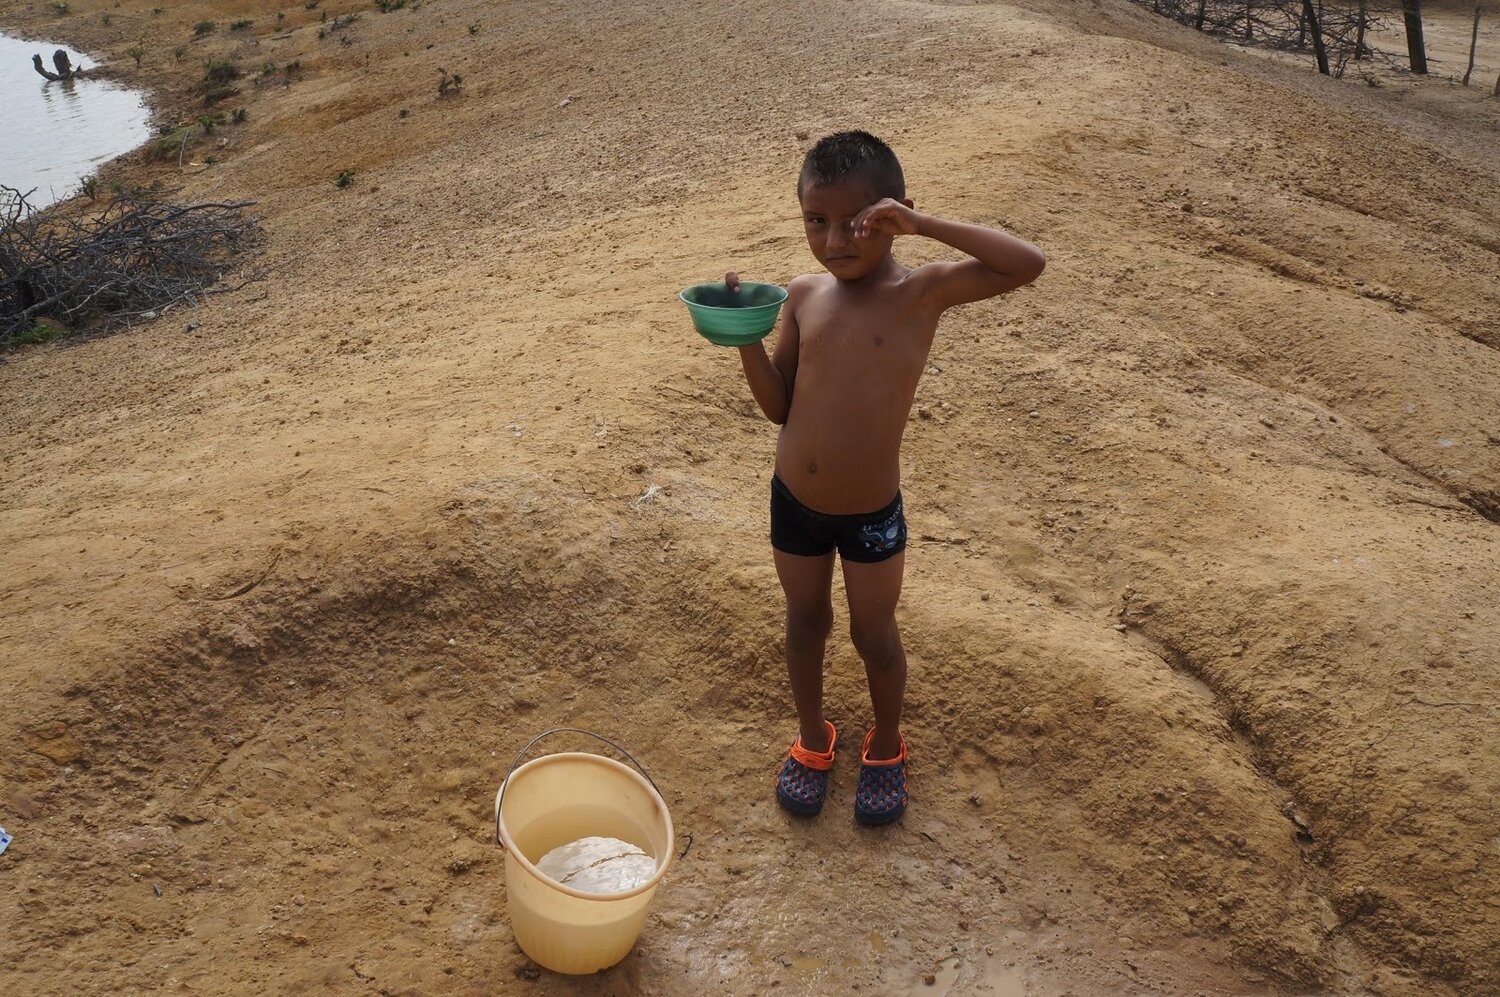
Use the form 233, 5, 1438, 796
796, 297, 935, 371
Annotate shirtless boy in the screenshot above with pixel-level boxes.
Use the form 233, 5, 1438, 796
730, 131, 1045, 825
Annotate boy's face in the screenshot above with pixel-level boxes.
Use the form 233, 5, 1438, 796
799, 178, 904, 282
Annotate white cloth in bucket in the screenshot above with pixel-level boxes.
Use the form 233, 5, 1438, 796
535, 836, 657, 893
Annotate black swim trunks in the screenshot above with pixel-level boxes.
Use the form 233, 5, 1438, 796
770, 475, 907, 564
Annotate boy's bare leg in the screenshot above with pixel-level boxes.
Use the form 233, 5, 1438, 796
842, 553, 907, 761
773, 548, 837, 753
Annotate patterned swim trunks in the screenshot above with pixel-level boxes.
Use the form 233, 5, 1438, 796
770, 475, 907, 564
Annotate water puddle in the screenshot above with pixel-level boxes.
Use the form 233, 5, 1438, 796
0, 32, 151, 207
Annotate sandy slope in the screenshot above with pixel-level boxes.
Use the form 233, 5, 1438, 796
2, 0, 1497, 993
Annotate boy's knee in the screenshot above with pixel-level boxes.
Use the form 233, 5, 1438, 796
786, 604, 833, 645
850, 618, 899, 664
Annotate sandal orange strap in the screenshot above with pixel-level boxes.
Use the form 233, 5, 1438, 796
788, 720, 838, 771
859, 729, 907, 767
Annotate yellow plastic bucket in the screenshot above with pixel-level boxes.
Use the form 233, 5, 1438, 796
493, 729, 674, 975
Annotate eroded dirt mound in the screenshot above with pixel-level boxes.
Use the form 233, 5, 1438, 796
2, 0, 1497, 993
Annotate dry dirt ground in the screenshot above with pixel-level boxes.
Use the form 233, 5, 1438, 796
2, 1, 1498, 994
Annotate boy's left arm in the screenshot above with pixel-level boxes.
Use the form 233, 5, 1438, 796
855, 199, 1046, 311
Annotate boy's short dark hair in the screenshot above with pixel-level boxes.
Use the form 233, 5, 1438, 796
798, 130, 905, 201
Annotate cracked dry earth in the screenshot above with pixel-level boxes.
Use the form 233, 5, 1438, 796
1, 0, 1497, 994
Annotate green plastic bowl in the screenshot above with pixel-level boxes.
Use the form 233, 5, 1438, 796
679, 281, 788, 347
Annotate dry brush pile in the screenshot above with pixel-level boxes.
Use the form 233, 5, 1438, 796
0, 185, 262, 346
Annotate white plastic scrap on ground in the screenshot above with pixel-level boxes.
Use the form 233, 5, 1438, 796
0, 825, 11, 855
535, 836, 656, 893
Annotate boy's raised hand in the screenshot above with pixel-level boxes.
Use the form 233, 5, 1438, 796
855, 198, 921, 239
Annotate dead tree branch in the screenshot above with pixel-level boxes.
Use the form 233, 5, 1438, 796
1, 186, 263, 344
1132, 1, 1389, 74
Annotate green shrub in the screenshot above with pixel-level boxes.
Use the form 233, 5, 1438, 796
49, 2, 69, 13
78, 175, 99, 200
193, 20, 215, 36
203, 59, 240, 84
229, 19, 253, 31
232, 108, 249, 123
147, 126, 194, 161
125, 45, 145, 67
333, 168, 356, 189
6, 324, 64, 350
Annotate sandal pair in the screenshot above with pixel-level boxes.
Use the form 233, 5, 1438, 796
775, 722, 908, 825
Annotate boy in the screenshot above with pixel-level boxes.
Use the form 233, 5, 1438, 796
730, 131, 1045, 825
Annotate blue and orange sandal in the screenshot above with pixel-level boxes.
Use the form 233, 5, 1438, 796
855, 729, 908, 826
775, 720, 838, 816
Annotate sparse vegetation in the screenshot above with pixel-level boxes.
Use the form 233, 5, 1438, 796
468, 23, 479, 35
125, 45, 145, 68
333, 168, 356, 189
151, 6, 163, 13
147, 126, 194, 162
285, 60, 302, 75
200, 60, 241, 106
99, 12, 111, 25
5, 323, 64, 350
437, 66, 463, 96
193, 21, 215, 36
78, 175, 99, 201
375, 0, 406, 10
203, 60, 240, 85
232, 108, 249, 123
261, 61, 277, 76
229, 19, 253, 32
305, 0, 320, 7
49, 2, 68, 14
173, 45, 186, 62
196, 112, 225, 135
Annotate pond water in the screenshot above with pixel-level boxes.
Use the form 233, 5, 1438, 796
0, 32, 151, 210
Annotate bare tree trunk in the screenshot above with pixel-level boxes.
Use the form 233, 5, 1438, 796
30, 50, 76, 81
1355, 0, 1369, 59
1195, 0, 1209, 30
1462, 5, 1481, 85
1303, 0, 1331, 73
1402, 0, 1429, 74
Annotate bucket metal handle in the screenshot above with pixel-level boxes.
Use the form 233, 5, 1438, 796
494, 727, 662, 848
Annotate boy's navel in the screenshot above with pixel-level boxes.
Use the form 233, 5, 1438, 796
874, 336, 884, 346
808, 462, 818, 475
